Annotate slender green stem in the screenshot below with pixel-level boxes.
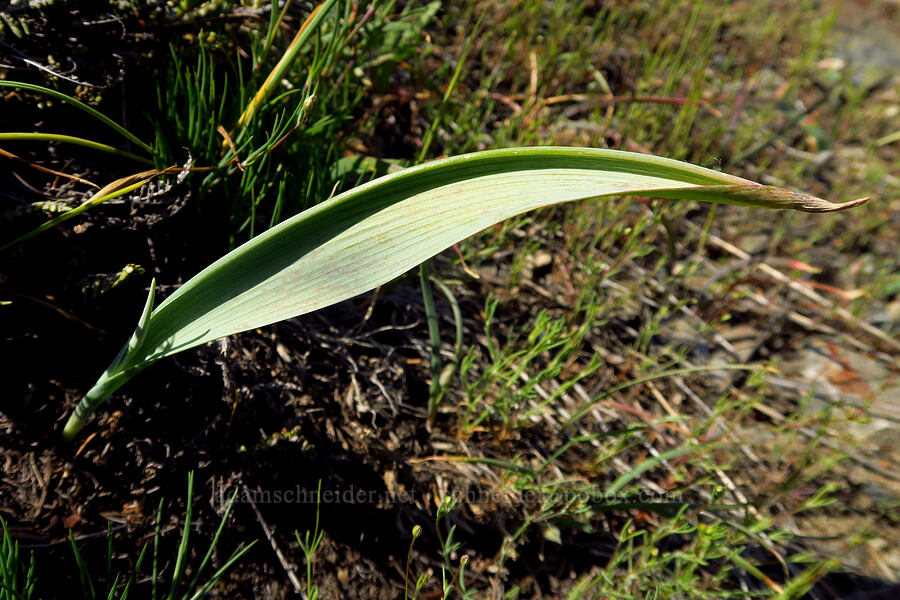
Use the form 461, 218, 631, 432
152, 497, 163, 600
168, 472, 194, 599
430, 279, 464, 367
0, 132, 154, 165
258, 0, 294, 70
697, 203, 717, 255
417, 12, 483, 162
420, 262, 443, 427
0, 81, 154, 154
435, 500, 455, 572
404, 526, 422, 600
428, 277, 464, 425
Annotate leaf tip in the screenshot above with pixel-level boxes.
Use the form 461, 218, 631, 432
797, 194, 870, 212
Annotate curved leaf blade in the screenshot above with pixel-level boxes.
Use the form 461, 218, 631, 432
62, 146, 866, 439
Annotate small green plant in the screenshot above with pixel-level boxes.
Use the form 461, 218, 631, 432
150, 472, 254, 600
420, 265, 465, 428
434, 496, 472, 600
294, 481, 325, 600
0, 517, 37, 600
405, 525, 425, 600
0, 473, 251, 599
68, 524, 148, 600
404, 498, 471, 600
59, 146, 866, 438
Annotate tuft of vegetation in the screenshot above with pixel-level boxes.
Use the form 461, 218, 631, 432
0, 473, 250, 600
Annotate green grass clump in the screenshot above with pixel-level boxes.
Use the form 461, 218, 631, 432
0, 518, 37, 600
0, 473, 249, 600
3, 1, 440, 250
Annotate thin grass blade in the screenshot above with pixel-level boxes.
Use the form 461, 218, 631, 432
0, 81, 154, 154
0, 132, 154, 165
236, 0, 336, 130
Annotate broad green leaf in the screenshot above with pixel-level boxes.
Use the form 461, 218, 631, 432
62, 146, 866, 439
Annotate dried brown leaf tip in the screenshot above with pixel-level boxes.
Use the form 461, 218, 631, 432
792, 192, 870, 212
729, 185, 870, 212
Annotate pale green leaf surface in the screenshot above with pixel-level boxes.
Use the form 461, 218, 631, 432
62, 146, 865, 439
